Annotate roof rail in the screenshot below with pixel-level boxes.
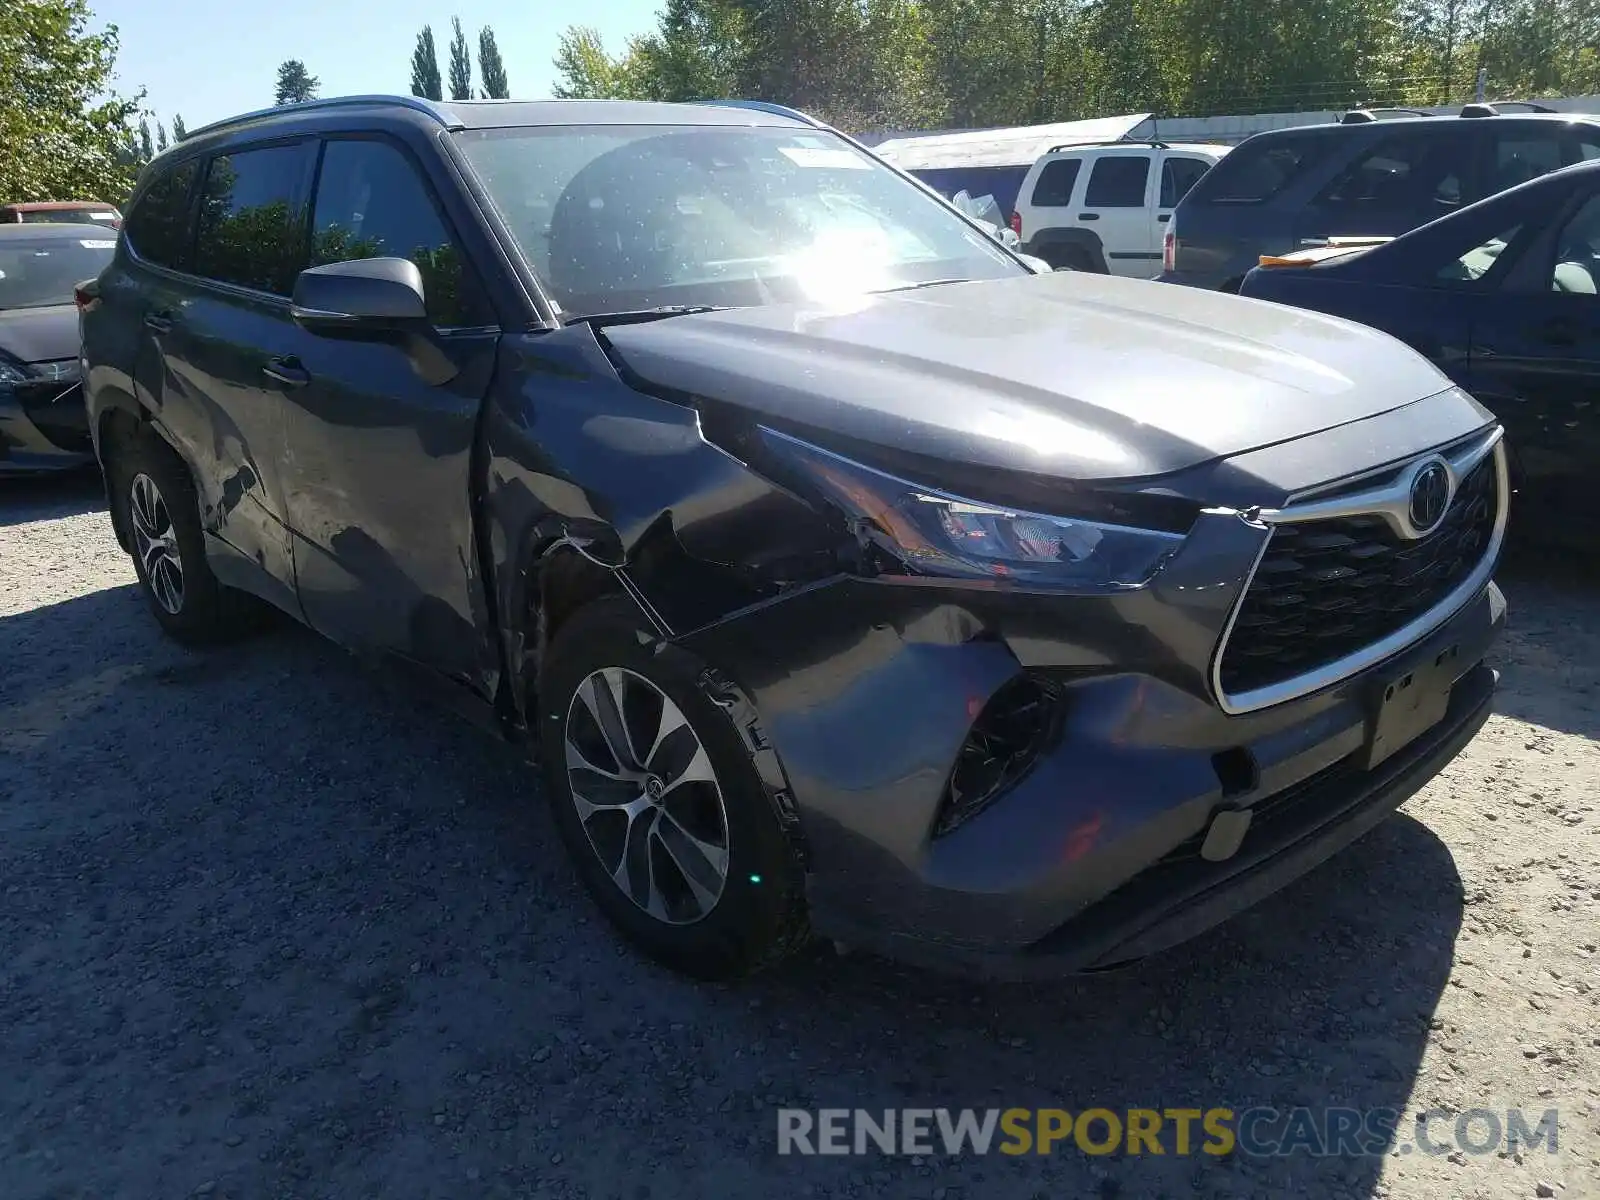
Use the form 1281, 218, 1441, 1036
1339, 107, 1432, 124
1463, 100, 1557, 117
1046, 138, 1169, 153
690, 99, 822, 127
184, 94, 462, 141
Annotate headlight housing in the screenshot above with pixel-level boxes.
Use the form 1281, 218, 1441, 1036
0, 354, 30, 384
765, 428, 1186, 590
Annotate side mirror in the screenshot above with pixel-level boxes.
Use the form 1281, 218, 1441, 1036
291, 257, 426, 333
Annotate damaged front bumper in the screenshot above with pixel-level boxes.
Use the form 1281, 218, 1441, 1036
677, 548, 1504, 978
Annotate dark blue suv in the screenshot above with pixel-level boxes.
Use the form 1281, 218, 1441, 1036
1163, 107, 1600, 291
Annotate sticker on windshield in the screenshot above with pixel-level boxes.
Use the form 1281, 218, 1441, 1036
89, 212, 118, 221
779, 146, 869, 170
80, 239, 116, 249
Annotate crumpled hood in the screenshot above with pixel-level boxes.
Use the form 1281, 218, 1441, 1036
0, 304, 79, 365
602, 271, 1454, 481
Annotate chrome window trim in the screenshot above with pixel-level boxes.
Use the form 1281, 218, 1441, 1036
1211, 433, 1508, 716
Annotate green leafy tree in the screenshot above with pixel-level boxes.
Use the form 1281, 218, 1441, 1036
138, 115, 153, 161
552, 26, 636, 98
411, 25, 443, 100
155, 120, 168, 152
0, 0, 141, 203
274, 58, 319, 104
171, 112, 187, 141
448, 16, 473, 100
478, 25, 509, 98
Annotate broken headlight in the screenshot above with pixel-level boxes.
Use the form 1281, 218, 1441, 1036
765, 428, 1185, 590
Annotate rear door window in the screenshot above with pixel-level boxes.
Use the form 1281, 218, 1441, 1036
1313, 130, 1473, 221
1031, 159, 1082, 207
1186, 132, 1332, 205
1488, 126, 1600, 194
1084, 156, 1150, 207
193, 143, 315, 295
125, 160, 199, 270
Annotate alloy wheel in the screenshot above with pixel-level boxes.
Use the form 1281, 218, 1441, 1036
129, 472, 184, 615
563, 667, 731, 925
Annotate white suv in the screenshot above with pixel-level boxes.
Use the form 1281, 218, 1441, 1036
1013, 140, 1228, 277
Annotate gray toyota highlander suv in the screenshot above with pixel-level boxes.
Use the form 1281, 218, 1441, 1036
81, 96, 1506, 979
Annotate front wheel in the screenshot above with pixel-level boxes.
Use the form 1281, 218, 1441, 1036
538, 598, 809, 979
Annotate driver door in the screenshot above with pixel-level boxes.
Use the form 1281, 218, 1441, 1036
276, 134, 502, 696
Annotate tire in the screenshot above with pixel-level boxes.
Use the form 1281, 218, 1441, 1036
1044, 244, 1100, 273
537, 597, 809, 979
108, 430, 242, 645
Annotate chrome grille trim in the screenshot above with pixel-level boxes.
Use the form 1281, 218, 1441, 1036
1210, 434, 1509, 716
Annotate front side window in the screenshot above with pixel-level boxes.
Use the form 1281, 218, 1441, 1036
125, 160, 199, 269
1160, 157, 1212, 208
457, 124, 1024, 318
193, 144, 312, 295
0, 234, 116, 309
1031, 159, 1082, 207
1546, 192, 1600, 294
310, 138, 485, 326
1084, 156, 1149, 208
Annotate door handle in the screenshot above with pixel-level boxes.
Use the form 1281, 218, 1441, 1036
1078, 213, 1100, 221
143, 312, 172, 334
262, 356, 310, 388
1157, 213, 1171, 223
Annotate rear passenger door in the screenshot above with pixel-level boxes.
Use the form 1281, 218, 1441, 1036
153, 140, 316, 613
1079, 152, 1156, 277
276, 135, 502, 696
1157, 153, 1212, 255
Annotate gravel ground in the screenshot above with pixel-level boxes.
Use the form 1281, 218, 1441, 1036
2, 472, 1597, 1200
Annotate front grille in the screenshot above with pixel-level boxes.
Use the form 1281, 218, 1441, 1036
1219, 454, 1498, 697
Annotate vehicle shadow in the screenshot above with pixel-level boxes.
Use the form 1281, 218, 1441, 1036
0, 469, 107, 528
0, 582, 1465, 1200
1491, 549, 1600, 739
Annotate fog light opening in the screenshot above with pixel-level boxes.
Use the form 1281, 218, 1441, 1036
1211, 747, 1259, 798
934, 675, 1059, 837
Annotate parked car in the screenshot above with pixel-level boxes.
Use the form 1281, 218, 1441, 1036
1239, 158, 1600, 550
0, 224, 115, 473
2, 201, 122, 228
1013, 139, 1227, 275
83, 95, 1506, 980
1163, 105, 1600, 291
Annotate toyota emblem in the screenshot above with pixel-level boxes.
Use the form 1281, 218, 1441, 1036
1408, 460, 1452, 535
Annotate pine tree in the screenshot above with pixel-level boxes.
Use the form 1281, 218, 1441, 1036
448, 17, 473, 100
171, 113, 188, 141
138, 116, 153, 162
478, 26, 510, 98
155, 120, 168, 151
411, 26, 443, 100
274, 59, 319, 104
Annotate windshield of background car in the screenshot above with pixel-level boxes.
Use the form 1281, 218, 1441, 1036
456, 123, 1026, 316
0, 234, 115, 309
17, 208, 119, 225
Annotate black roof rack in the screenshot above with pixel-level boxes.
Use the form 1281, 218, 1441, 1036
1339, 107, 1433, 124
1461, 100, 1558, 118
185, 94, 462, 142
1046, 138, 1169, 153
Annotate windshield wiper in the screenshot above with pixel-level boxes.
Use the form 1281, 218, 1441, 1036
871, 278, 975, 294
561, 305, 731, 328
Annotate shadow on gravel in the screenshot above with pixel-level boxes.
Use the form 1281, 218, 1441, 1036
1492, 548, 1600, 739
0, 583, 1470, 1200
0, 468, 107, 528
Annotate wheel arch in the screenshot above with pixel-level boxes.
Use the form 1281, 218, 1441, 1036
1025, 228, 1109, 273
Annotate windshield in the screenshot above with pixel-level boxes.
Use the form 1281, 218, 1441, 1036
456, 123, 1025, 317
18, 208, 119, 225
0, 235, 115, 309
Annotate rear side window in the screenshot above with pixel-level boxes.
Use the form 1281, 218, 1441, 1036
1084, 156, 1149, 207
309, 138, 487, 327
193, 143, 313, 295
125, 160, 199, 269
1187, 133, 1332, 204
1160, 158, 1212, 208
1031, 159, 1082, 207
1315, 131, 1472, 215
1488, 127, 1600, 193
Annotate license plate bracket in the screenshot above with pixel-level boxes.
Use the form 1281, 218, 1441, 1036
1362, 644, 1460, 770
